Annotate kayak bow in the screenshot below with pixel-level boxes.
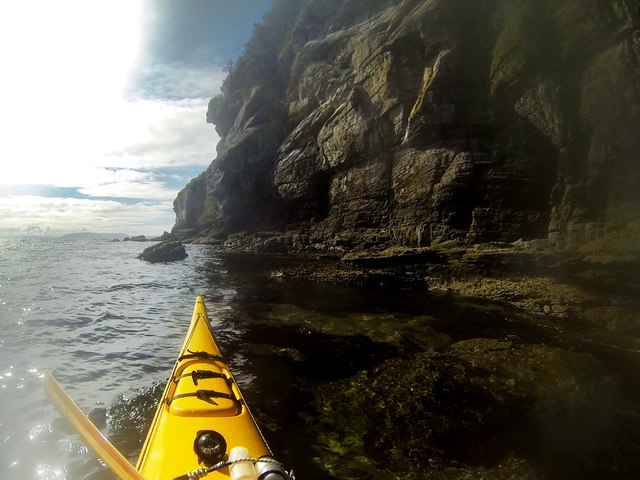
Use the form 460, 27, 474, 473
137, 296, 288, 480
45, 297, 289, 480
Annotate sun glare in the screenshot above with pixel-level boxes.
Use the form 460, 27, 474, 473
0, 0, 145, 185
0, 1, 218, 234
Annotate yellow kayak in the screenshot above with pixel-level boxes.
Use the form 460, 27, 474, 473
137, 296, 290, 480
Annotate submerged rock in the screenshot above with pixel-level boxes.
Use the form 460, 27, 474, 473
308, 338, 640, 479
137, 241, 187, 263
107, 382, 165, 453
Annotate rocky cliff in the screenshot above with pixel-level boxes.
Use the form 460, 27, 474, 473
174, 0, 640, 253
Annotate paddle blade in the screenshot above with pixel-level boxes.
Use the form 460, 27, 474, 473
44, 371, 147, 480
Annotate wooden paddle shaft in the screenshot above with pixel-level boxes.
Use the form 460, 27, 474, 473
44, 371, 147, 480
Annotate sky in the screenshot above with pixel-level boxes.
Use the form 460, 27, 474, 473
0, 0, 275, 237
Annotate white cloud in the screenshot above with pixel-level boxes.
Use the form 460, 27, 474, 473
1, 96, 218, 188
0, 196, 174, 236
101, 98, 220, 170
129, 62, 225, 100
77, 168, 176, 200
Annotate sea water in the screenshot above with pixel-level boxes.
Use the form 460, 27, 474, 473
1, 237, 639, 480
0, 238, 217, 479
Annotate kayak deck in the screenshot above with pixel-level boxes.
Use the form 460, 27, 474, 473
136, 297, 271, 479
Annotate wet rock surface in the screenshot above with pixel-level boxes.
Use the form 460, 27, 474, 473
248, 240, 640, 345
308, 338, 640, 479
137, 241, 188, 263
220, 264, 640, 479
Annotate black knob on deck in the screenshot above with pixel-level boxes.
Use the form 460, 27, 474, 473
194, 430, 227, 465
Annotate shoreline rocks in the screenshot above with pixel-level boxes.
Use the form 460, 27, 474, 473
181, 229, 640, 348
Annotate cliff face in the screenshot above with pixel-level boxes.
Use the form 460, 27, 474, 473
174, 0, 640, 250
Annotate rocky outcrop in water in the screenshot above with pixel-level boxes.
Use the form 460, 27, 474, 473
173, 0, 640, 255
137, 241, 187, 263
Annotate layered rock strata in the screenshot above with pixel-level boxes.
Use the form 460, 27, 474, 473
174, 0, 640, 252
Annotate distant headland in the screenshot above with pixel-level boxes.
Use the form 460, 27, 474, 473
61, 232, 130, 240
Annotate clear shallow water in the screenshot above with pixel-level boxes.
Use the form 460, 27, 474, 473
1, 238, 639, 480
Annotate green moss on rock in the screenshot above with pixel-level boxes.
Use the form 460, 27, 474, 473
308, 338, 640, 479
